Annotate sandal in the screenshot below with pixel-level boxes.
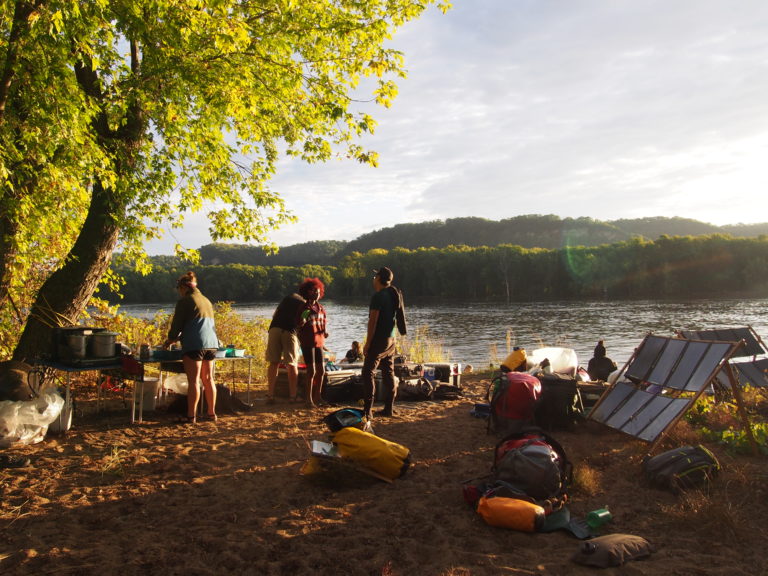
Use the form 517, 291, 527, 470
176, 415, 196, 424
201, 414, 218, 422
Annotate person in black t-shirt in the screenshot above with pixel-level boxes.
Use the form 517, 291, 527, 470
265, 291, 306, 403
362, 267, 406, 420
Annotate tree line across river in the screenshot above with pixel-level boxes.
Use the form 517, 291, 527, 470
107, 233, 768, 304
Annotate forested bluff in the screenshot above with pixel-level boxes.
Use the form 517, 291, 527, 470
106, 215, 768, 304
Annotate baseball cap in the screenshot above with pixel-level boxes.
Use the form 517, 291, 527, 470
373, 267, 393, 283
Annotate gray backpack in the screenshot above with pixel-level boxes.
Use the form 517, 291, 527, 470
492, 430, 572, 501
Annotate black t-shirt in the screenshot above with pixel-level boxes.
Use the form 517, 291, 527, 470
269, 293, 305, 333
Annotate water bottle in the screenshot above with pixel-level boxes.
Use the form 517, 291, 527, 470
586, 507, 612, 529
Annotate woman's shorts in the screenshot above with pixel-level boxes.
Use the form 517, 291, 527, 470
184, 349, 217, 361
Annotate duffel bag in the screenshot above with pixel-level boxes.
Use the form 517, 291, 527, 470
332, 426, 411, 480
642, 445, 720, 493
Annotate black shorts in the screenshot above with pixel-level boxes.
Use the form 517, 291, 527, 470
184, 349, 217, 361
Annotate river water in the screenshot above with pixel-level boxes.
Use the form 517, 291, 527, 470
119, 297, 768, 370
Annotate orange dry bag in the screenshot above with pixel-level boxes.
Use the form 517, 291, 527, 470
476, 496, 545, 532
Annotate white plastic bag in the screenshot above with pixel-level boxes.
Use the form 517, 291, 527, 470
0, 391, 65, 447
163, 373, 189, 394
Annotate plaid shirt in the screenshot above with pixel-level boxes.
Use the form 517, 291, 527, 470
298, 301, 327, 348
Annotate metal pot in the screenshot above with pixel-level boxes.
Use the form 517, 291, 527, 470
65, 333, 87, 358
90, 331, 118, 358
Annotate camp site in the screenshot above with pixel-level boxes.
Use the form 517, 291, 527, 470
4, 1, 768, 574
2, 322, 768, 575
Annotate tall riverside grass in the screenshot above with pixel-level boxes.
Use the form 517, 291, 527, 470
398, 326, 450, 364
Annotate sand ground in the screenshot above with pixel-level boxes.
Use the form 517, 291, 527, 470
1, 373, 767, 575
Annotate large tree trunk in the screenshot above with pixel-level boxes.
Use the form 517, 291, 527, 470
12, 181, 121, 362
10, 39, 144, 362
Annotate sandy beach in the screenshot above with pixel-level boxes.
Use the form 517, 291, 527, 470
1, 373, 767, 575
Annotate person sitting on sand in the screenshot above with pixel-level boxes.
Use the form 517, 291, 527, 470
587, 340, 618, 382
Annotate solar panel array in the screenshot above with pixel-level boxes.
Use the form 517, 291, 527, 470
589, 335, 737, 443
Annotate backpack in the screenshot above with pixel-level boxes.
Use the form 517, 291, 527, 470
323, 408, 366, 433
642, 445, 720, 493
397, 377, 434, 401
534, 374, 582, 430
463, 428, 572, 511
215, 384, 253, 414
491, 430, 572, 502
432, 383, 463, 400
387, 285, 407, 336
488, 372, 541, 435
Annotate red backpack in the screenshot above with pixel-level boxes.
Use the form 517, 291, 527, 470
488, 372, 541, 435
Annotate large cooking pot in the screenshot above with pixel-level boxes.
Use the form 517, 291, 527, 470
65, 333, 87, 358
89, 331, 119, 358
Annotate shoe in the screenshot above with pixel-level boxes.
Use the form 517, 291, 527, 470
201, 414, 218, 422
0, 454, 31, 469
375, 409, 395, 418
176, 415, 196, 424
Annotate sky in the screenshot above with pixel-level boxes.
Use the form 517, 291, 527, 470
144, 0, 768, 255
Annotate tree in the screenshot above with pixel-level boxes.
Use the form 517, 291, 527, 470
0, 0, 450, 360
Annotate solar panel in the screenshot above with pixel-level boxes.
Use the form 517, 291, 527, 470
733, 358, 768, 388
605, 388, 655, 430
665, 343, 708, 390
636, 396, 691, 442
589, 334, 737, 444
647, 338, 687, 386
589, 381, 634, 423
686, 342, 731, 392
625, 335, 667, 382
679, 327, 765, 357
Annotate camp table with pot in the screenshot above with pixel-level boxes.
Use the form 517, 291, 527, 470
37, 330, 256, 425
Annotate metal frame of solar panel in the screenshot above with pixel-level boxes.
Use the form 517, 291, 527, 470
588, 334, 740, 445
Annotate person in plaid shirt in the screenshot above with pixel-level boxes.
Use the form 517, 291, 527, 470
297, 278, 329, 408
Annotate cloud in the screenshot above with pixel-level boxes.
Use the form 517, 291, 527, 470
145, 0, 768, 254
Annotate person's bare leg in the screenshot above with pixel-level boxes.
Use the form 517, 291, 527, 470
183, 356, 202, 420
305, 366, 316, 407
266, 362, 278, 401
287, 364, 298, 400
201, 359, 217, 418
313, 370, 325, 405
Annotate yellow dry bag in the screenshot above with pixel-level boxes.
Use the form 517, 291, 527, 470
332, 427, 411, 481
